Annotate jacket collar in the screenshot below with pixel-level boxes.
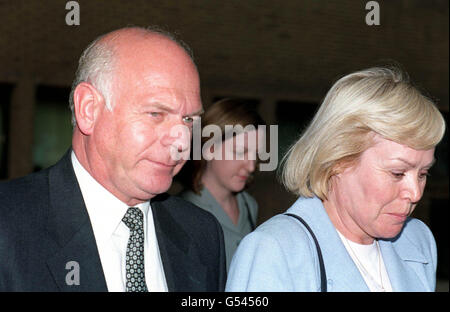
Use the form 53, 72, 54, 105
151, 194, 208, 291
46, 149, 108, 291
45, 150, 208, 291
379, 220, 431, 291
287, 197, 430, 291
288, 197, 368, 291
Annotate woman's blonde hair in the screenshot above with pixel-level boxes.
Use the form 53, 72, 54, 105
281, 66, 446, 200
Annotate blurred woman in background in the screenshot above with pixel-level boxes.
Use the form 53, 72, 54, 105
179, 98, 265, 271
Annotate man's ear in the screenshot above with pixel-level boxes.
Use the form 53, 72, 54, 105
73, 82, 105, 135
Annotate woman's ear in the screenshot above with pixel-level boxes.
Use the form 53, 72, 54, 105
73, 82, 105, 135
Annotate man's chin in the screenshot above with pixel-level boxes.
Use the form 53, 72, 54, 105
139, 178, 173, 198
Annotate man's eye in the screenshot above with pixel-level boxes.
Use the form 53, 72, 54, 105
149, 112, 163, 118
391, 172, 405, 178
183, 116, 194, 123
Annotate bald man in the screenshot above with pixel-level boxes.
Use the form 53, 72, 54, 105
0, 27, 226, 292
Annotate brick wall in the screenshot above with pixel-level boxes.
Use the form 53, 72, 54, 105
1, 0, 448, 107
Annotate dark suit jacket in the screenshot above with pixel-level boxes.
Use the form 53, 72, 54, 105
0, 150, 226, 291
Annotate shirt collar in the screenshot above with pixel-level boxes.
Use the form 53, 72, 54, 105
71, 151, 149, 239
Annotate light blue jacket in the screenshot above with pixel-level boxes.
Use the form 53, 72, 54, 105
226, 197, 437, 292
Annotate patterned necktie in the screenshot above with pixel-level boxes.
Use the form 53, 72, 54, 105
122, 207, 148, 292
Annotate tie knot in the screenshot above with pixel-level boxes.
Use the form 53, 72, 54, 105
122, 207, 144, 230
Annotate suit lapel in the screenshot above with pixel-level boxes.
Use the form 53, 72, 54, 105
379, 237, 430, 291
290, 197, 369, 291
151, 195, 208, 291
294, 198, 432, 292
46, 150, 108, 291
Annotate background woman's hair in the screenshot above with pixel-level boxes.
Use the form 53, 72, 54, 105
181, 98, 266, 194
280, 66, 446, 200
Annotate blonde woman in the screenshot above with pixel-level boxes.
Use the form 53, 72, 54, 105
226, 67, 446, 291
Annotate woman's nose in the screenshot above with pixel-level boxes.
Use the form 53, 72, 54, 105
246, 159, 256, 173
402, 175, 424, 204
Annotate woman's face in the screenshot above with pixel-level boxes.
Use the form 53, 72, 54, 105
205, 130, 259, 193
327, 135, 435, 244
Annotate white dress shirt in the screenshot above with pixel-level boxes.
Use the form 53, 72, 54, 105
71, 152, 168, 292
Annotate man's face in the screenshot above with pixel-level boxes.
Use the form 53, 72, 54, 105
91, 39, 202, 204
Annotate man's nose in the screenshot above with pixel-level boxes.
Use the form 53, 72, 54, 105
161, 123, 191, 152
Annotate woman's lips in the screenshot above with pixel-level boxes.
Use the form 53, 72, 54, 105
387, 213, 408, 222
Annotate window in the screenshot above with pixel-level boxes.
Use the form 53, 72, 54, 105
33, 85, 72, 171
0, 83, 13, 179
276, 100, 318, 167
